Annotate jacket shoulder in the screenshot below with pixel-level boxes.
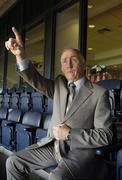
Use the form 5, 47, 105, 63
92, 82, 109, 96
55, 75, 67, 83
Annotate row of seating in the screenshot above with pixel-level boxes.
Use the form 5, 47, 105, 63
0, 87, 53, 151
0, 79, 122, 180
0, 90, 44, 113
0, 111, 52, 151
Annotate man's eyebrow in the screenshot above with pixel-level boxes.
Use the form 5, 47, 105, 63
62, 56, 78, 59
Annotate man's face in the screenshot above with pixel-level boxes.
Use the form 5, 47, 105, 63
60, 49, 86, 81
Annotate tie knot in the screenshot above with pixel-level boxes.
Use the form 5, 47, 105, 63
68, 82, 76, 94
69, 82, 75, 88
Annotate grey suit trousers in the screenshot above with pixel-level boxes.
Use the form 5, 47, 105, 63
5, 141, 105, 180
6, 142, 75, 180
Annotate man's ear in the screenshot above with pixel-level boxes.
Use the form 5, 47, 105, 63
81, 62, 86, 68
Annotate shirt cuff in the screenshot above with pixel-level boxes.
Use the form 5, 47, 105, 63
16, 59, 29, 71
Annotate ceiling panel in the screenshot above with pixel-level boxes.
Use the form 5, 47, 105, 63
0, 0, 17, 17
88, 0, 122, 72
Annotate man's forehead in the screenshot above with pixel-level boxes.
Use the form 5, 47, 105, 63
61, 49, 79, 57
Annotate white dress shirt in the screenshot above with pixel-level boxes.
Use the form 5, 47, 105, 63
16, 59, 29, 71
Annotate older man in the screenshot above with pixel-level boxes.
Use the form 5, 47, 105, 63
4, 27, 113, 180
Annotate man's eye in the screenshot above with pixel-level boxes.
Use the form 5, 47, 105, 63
71, 57, 78, 62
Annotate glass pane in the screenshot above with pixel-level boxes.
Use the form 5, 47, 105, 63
54, 2, 79, 77
25, 23, 45, 75
7, 52, 20, 89
87, 0, 122, 82
0, 43, 4, 91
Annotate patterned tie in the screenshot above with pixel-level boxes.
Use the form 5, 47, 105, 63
66, 82, 76, 114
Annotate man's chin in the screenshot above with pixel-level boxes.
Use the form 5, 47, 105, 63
66, 76, 75, 81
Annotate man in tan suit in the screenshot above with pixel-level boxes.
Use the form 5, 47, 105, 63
5, 27, 113, 180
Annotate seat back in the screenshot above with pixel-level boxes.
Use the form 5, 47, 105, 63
97, 79, 122, 119
97, 79, 121, 90
15, 111, 42, 151
19, 92, 30, 113
31, 92, 43, 112
0, 108, 8, 120
35, 113, 52, 143
2, 92, 11, 108
1, 109, 22, 150
22, 111, 42, 127
7, 109, 22, 122
43, 113, 52, 130
0, 107, 8, 143
0, 93, 3, 108
117, 149, 122, 180
10, 92, 19, 109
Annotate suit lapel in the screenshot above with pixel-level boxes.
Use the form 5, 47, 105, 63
59, 77, 68, 120
63, 80, 93, 122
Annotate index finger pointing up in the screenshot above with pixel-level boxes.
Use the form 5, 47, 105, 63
12, 26, 23, 47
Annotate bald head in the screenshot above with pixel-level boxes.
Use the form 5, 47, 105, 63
60, 48, 86, 81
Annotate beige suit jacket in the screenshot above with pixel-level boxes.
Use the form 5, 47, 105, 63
18, 62, 113, 152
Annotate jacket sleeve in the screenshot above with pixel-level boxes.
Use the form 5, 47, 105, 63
70, 90, 113, 150
17, 61, 54, 99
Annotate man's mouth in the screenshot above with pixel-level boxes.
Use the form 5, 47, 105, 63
67, 70, 74, 73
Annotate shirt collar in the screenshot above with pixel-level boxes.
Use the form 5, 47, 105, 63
68, 77, 85, 92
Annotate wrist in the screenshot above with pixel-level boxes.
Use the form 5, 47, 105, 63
16, 51, 26, 62
16, 55, 26, 62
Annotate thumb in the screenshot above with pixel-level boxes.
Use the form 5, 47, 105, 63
57, 123, 64, 127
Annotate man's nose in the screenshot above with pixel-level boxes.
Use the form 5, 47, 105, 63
67, 59, 73, 67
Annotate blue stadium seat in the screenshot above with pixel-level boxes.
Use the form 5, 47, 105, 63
35, 113, 52, 143
15, 111, 42, 151
97, 79, 121, 90
31, 91, 44, 112
0, 108, 8, 143
0, 92, 3, 108
117, 149, 122, 180
10, 92, 19, 109
1, 109, 22, 150
1, 92, 11, 109
97, 79, 122, 120
19, 92, 31, 113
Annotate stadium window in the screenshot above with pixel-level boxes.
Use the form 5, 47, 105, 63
21, 23, 45, 87
7, 49, 20, 89
54, 2, 80, 77
25, 23, 45, 74
0, 43, 4, 91
87, 0, 122, 82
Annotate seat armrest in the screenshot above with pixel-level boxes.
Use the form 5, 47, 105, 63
24, 127, 37, 132
5, 122, 16, 127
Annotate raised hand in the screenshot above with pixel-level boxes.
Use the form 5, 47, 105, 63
5, 27, 25, 61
